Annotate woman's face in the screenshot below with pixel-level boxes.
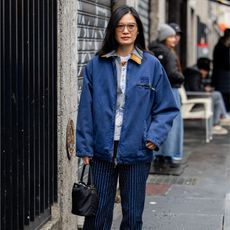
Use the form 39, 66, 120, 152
175, 34, 181, 45
115, 13, 138, 49
165, 35, 176, 48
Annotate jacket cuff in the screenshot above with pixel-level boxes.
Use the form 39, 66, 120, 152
76, 151, 93, 158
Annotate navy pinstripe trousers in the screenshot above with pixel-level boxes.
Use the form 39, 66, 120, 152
83, 158, 151, 230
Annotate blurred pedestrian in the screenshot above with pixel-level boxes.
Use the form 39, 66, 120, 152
169, 22, 183, 71
76, 6, 179, 230
184, 57, 230, 135
169, 22, 182, 45
149, 23, 184, 170
212, 28, 230, 111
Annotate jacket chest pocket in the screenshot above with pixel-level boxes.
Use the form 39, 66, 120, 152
135, 76, 156, 99
136, 83, 156, 91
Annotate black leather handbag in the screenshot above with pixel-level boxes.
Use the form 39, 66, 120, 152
71, 163, 99, 216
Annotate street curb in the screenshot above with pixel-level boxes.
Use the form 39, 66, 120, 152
224, 193, 230, 230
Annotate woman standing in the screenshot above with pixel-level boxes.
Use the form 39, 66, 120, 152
76, 6, 179, 229
149, 24, 184, 169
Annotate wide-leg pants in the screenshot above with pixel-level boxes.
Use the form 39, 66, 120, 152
154, 88, 183, 161
83, 159, 151, 230
211, 91, 228, 125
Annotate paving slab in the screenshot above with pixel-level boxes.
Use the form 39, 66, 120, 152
112, 122, 230, 230
224, 193, 230, 230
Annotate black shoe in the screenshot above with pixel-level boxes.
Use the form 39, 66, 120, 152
153, 156, 165, 168
169, 162, 181, 168
164, 156, 173, 165
164, 156, 181, 168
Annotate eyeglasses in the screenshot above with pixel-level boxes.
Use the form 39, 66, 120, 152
116, 23, 137, 32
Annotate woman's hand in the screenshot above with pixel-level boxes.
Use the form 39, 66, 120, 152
82, 157, 92, 165
145, 141, 156, 150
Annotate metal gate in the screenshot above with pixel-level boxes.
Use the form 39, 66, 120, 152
138, 0, 150, 46
1, 0, 57, 229
77, 0, 111, 89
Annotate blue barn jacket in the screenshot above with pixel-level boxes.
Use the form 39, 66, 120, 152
76, 50, 179, 164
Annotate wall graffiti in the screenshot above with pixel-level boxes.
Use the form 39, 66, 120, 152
77, 0, 111, 90
138, 0, 150, 45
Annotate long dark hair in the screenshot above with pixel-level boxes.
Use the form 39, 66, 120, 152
98, 5, 146, 56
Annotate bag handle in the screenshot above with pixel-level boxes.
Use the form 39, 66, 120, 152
80, 163, 94, 186
80, 164, 86, 182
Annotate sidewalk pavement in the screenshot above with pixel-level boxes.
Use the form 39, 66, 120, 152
112, 121, 230, 230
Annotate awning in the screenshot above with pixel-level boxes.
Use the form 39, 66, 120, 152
209, 0, 230, 7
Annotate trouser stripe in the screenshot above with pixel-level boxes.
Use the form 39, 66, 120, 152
83, 159, 150, 230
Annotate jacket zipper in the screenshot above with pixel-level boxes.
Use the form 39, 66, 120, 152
112, 59, 118, 167
114, 59, 129, 166
112, 57, 129, 166
113, 141, 119, 167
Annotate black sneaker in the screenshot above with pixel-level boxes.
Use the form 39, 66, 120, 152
164, 156, 181, 168
153, 156, 165, 168
164, 156, 173, 165
169, 162, 181, 168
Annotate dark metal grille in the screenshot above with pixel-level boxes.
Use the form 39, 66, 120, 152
77, 0, 111, 90
138, 0, 150, 46
1, 0, 57, 229
147, 175, 197, 186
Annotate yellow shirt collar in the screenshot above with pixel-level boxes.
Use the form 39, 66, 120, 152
101, 47, 143, 65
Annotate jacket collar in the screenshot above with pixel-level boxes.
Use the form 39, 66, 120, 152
101, 47, 143, 65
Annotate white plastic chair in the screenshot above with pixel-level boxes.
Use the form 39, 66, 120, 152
178, 86, 213, 143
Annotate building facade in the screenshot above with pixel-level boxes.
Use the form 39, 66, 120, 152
1, 0, 228, 229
